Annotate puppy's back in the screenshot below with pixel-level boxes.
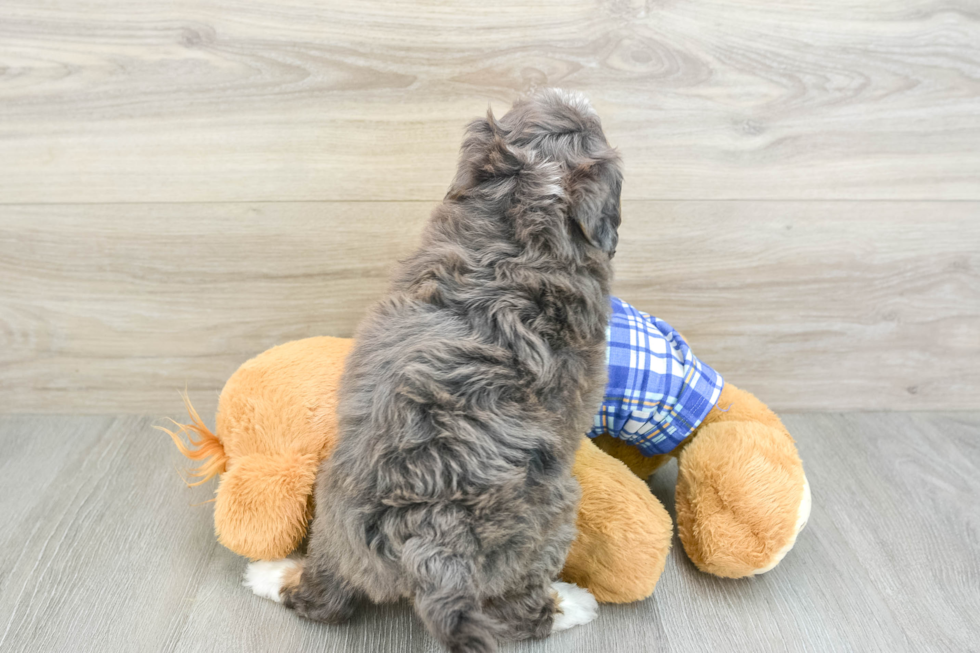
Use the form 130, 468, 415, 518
313, 89, 623, 651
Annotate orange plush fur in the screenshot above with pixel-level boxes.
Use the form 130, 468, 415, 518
168, 336, 808, 601
165, 337, 673, 603
161, 337, 351, 560
594, 383, 809, 578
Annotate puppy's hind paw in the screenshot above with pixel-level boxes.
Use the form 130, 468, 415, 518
243, 559, 301, 603
550, 581, 598, 632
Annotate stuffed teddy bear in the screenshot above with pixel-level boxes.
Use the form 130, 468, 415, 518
165, 302, 809, 603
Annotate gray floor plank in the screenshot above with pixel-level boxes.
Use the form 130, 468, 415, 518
0, 416, 220, 653
783, 413, 980, 651
1, 413, 978, 652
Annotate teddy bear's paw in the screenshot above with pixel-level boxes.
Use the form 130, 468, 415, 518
243, 559, 302, 603
550, 581, 598, 632
752, 474, 811, 575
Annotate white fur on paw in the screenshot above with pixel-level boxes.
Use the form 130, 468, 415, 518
551, 581, 598, 632
243, 559, 300, 603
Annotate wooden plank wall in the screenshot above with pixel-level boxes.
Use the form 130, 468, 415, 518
1, 0, 978, 414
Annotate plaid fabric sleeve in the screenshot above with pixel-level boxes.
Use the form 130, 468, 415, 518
587, 297, 724, 456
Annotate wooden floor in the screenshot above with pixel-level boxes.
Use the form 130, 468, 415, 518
2, 0, 978, 415
1, 411, 978, 653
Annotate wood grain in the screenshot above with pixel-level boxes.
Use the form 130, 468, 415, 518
1, 201, 977, 415
1, 412, 978, 652
2, 2, 978, 650
615, 201, 980, 412
1, 0, 979, 203
0, 202, 430, 417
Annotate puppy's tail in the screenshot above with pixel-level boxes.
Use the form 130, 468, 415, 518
156, 392, 228, 486
404, 536, 498, 653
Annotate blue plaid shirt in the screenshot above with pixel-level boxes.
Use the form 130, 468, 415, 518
588, 297, 724, 456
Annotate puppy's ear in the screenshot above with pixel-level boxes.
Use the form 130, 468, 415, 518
447, 110, 523, 200
566, 155, 623, 255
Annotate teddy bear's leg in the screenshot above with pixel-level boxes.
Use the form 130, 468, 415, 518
674, 383, 810, 578
214, 451, 320, 561
561, 438, 674, 603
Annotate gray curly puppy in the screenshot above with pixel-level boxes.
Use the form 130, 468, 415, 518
246, 89, 623, 653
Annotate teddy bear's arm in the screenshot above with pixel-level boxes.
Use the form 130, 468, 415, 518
588, 383, 810, 578
674, 383, 810, 578
590, 381, 791, 480
561, 437, 673, 603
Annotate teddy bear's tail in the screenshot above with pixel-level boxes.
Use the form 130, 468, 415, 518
156, 393, 228, 486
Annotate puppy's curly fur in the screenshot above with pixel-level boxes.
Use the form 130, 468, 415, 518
281, 90, 622, 652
